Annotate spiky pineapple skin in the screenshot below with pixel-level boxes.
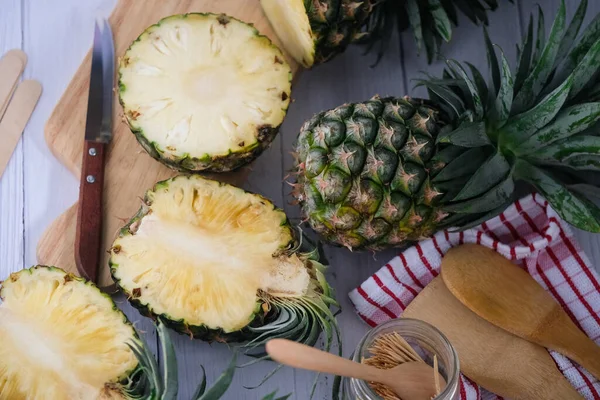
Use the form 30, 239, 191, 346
117, 13, 291, 173
306, 0, 376, 65
292, 96, 452, 251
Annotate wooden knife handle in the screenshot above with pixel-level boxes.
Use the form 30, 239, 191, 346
75, 140, 106, 283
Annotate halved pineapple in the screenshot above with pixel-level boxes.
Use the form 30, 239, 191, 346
0, 266, 138, 400
110, 175, 339, 351
261, 0, 376, 68
118, 13, 292, 172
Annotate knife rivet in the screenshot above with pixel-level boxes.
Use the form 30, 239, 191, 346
86, 175, 96, 184
89, 148, 97, 156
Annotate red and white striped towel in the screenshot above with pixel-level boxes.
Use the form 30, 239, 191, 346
348, 193, 600, 399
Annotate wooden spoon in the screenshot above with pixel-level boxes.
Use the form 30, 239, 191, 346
266, 338, 443, 400
441, 243, 600, 381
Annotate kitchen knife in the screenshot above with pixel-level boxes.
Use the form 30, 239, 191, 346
75, 18, 114, 283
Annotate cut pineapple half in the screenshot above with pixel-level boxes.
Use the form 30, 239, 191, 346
260, 0, 315, 68
110, 175, 340, 352
118, 13, 292, 173
0, 266, 138, 400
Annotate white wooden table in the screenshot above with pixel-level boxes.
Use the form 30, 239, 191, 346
1, 1, 599, 398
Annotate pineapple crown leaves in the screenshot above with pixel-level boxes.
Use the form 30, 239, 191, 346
419, 0, 600, 233
356, 0, 514, 65
124, 318, 291, 400
236, 229, 342, 400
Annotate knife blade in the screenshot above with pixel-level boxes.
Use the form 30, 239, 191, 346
74, 18, 114, 283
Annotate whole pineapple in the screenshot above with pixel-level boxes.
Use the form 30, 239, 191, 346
291, 0, 600, 251
261, 0, 509, 68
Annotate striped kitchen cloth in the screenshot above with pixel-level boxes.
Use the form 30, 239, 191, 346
348, 193, 600, 399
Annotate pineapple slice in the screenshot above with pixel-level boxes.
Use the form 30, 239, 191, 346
110, 175, 339, 349
0, 266, 138, 400
118, 13, 292, 172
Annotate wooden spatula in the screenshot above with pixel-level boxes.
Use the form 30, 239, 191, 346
0, 49, 27, 119
403, 276, 582, 399
440, 243, 600, 381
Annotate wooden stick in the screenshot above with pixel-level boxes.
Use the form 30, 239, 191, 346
0, 50, 26, 120
0, 80, 42, 178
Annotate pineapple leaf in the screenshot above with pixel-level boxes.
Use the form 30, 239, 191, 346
559, 154, 600, 171
442, 176, 514, 213
484, 27, 501, 96
429, 0, 452, 42
512, 0, 566, 114
453, 151, 510, 201
452, 0, 479, 25
447, 60, 484, 119
568, 183, 600, 201
405, 0, 423, 53
483, 0, 499, 10
501, 74, 573, 145
432, 147, 490, 183
466, 62, 490, 109
526, 135, 600, 164
444, 201, 512, 232
489, 46, 514, 129
422, 14, 438, 63
531, 5, 546, 70
436, 121, 490, 147
514, 160, 600, 232
196, 352, 237, 400
440, 0, 458, 26
557, 12, 600, 82
514, 103, 600, 155
555, 0, 587, 69
415, 80, 465, 118
568, 38, 600, 101
261, 391, 292, 400
157, 319, 178, 400
191, 366, 207, 399
514, 15, 535, 93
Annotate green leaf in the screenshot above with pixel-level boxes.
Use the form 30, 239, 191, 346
192, 367, 208, 399
447, 60, 484, 119
558, 12, 600, 81
555, 0, 587, 68
432, 147, 490, 183
514, 159, 600, 232
568, 183, 600, 202
501, 75, 573, 144
466, 62, 489, 110
157, 320, 178, 400
489, 47, 514, 128
560, 154, 600, 171
453, 151, 511, 201
429, 0, 452, 42
198, 353, 238, 400
440, 0, 458, 26
526, 135, 600, 163
443, 201, 512, 231
568, 38, 600, 101
415, 80, 465, 117
512, 0, 566, 114
442, 176, 515, 213
405, 0, 423, 53
515, 103, 600, 155
436, 121, 490, 147
531, 5, 546, 70
514, 15, 535, 93
484, 26, 501, 96
423, 16, 438, 64
453, 0, 478, 24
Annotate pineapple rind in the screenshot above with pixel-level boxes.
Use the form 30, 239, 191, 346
110, 175, 337, 344
0, 265, 142, 400
118, 13, 292, 173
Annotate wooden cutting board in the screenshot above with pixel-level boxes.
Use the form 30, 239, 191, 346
402, 277, 582, 400
36, 0, 302, 291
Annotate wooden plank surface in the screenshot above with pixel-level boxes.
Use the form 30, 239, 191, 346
1, 0, 599, 399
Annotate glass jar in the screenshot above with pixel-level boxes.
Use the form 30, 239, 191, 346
341, 318, 459, 400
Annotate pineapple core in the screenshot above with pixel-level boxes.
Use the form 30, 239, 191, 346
0, 268, 137, 400
118, 14, 291, 159
261, 0, 315, 67
111, 177, 311, 332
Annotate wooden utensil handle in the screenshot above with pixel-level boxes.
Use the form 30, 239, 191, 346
74, 140, 106, 282
561, 330, 600, 381
266, 339, 381, 382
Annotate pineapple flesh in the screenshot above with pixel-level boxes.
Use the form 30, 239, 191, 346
110, 175, 339, 347
261, 0, 376, 68
292, 0, 600, 251
118, 13, 292, 172
0, 266, 138, 400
